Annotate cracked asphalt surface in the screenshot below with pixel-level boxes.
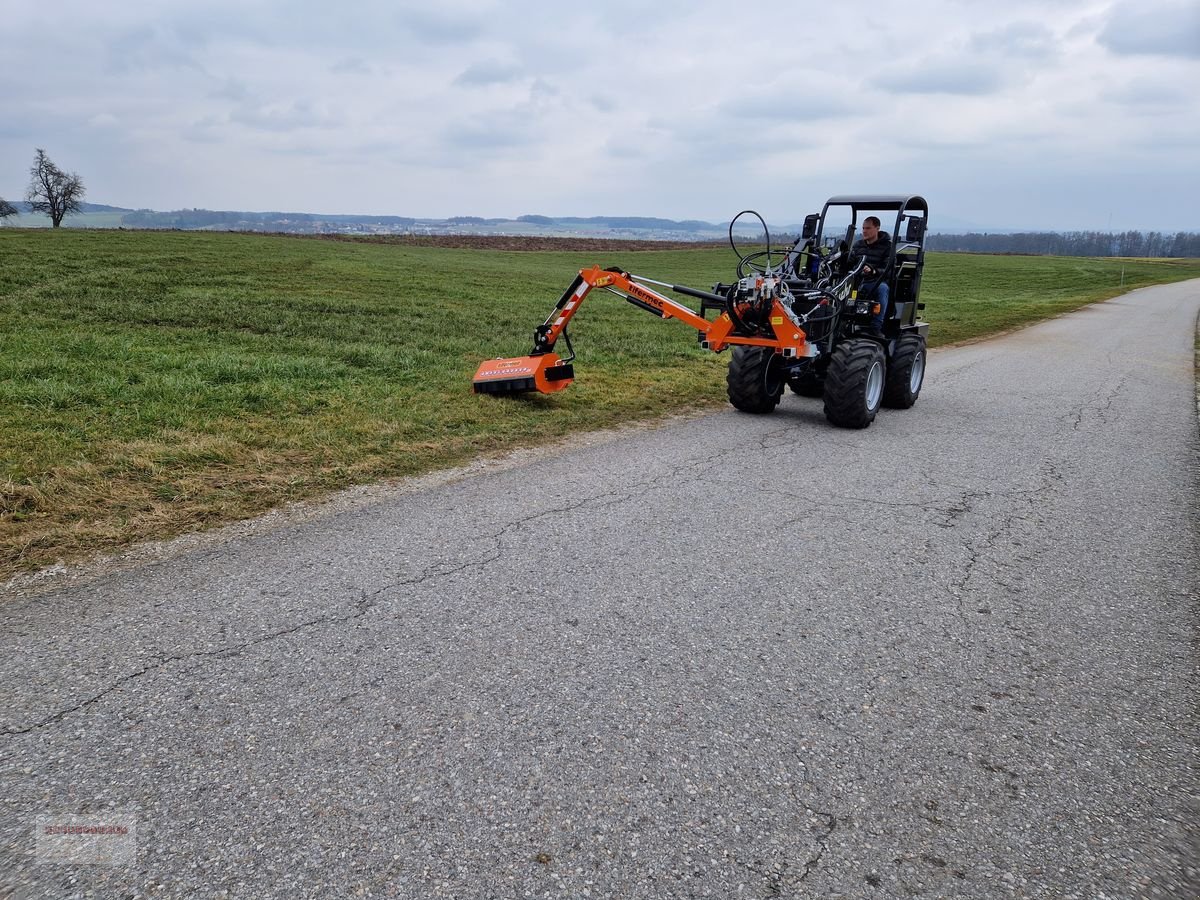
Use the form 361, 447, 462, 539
2, 279, 1198, 899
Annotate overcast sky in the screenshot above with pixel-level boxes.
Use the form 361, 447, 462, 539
2, 0, 1198, 231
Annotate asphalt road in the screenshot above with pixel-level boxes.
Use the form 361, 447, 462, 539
3, 280, 1198, 899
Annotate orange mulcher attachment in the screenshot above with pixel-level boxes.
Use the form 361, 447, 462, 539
471, 352, 575, 395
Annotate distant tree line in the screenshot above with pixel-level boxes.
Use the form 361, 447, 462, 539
926, 231, 1200, 258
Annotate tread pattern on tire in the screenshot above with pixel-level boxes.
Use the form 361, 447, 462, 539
823, 339, 885, 429
727, 346, 782, 414
882, 334, 925, 409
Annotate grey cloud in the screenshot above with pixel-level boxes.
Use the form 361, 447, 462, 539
106, 26, 206, 75
165, 3, 472, 56
882, 21, 1059, 98
442, 117, 534, 152
1098, 1, 1200, 58
642, 116, 768, 168
170, 3, 384, 51
970, 22, 1057, 60
182, 117, 228, 144
0, 96, 107, 143
717, 93, 848, 122
884, 61, 1006, 96
402, 9, 484, 44
0, 120, 35, 141
265, 143, 336, 158
601, 140, 646, 161
891, 137, 987, 154
209, 79, 252, 102
1101, 78, 1191, 110
230, 100, 339, 133
453, 61, 523, 87
330, 58, 374, 76
1125, 131, 1200, 153
529, 78, 558, 99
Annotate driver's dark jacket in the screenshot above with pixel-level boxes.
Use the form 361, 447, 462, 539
850, 231, 892, 277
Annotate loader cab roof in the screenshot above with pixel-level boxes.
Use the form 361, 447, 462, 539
822, 195, 928, 214
813, 195, 929, 254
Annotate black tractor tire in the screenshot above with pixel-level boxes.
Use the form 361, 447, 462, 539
823, 339, 886, 428
883, 334, 926, 409
788, 369, 825, 398
727, 346, 784, 414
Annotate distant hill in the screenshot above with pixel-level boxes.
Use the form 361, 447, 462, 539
5, 201, 132, 214
79, 202, 134, 214
11, 206, 785, 241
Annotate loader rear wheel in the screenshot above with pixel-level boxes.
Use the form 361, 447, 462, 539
727, 346, 784, 414
883, 334, 926, 409
823, 339, 885, 428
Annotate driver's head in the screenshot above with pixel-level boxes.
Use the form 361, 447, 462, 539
862, 217, 881, 241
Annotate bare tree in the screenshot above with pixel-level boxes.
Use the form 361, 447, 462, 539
0, 198, 18, 221
25, 149, 86, 227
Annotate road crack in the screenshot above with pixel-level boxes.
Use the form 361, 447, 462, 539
1066, 374, 1128, 432
4, 458, 719, 738
1, 602, 364, 737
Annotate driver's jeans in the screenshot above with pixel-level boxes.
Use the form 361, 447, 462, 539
860, 279, 890, 330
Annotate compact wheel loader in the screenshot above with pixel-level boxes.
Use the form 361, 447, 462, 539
473, 195, 930, 429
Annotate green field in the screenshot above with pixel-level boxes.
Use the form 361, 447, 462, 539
2, 229, 1198, 578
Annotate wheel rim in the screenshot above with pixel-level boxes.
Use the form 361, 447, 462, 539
866, 359, 884, 410
910, 351, 925, 393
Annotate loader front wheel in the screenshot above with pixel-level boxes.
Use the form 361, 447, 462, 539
882, 334, 926, 409
727, 346, 784, 414
823, 339, 885, 428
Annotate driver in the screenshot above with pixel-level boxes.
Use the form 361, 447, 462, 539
850, 216, 892, 335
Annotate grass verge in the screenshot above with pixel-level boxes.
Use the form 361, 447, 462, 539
3, 229, 1198, 579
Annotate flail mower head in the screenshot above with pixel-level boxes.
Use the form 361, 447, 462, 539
471, 353, 575, 395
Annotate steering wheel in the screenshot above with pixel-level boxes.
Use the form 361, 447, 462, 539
736, 249, 777, 279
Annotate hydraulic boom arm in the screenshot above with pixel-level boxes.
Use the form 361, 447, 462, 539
472, 264, 818, 395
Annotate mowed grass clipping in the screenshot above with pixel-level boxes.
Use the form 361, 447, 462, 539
2, 229, 1198, 578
